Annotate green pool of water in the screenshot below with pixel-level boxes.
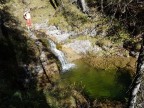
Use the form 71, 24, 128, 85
62, 60, 132, 100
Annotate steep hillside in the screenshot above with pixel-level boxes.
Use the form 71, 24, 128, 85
0, 0, 142, 108
0, 0, 89, 108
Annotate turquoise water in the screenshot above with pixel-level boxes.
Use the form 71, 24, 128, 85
62, 60, 132, 100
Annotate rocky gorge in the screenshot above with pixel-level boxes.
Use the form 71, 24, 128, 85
0, 0, 143, 108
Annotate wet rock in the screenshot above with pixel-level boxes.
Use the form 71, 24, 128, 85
62, 45, 82, 62
35, 23, 72, 42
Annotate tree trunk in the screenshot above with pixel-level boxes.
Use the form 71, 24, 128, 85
101, 0, 104, 12
78, 0, 89, 13
129, 34, 144, 108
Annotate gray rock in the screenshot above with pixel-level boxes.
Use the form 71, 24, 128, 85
48, 26, 58, 31
35, 65, 44, 74
82, 29, 88, 36
29, 31, 38, 40
130, 51, 139, 58
69, 31, 78, 37
90, 29, 97, 37
66, 40, 92, 54
92, 45, 102, 53
102, 46, 109, 51
34, 22, 48, 30
101, 30, 107, 37
40, 51, 47, 62
22, 0, 31, 5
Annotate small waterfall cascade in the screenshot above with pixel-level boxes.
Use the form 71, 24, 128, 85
48, 40, 75, 72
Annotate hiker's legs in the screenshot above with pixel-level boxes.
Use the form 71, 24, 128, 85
26, 19, 32, 30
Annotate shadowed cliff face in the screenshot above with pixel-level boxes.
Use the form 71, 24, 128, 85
0, 10, 51, 108
0, 8, 89, 108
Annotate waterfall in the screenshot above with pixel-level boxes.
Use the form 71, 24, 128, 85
48, 40, 75, 72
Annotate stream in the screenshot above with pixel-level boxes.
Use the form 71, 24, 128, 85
47, 38, 133, 101
48, 40, 75, 72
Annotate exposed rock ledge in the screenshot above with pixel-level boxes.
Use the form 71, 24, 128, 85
34, 22, 128, 62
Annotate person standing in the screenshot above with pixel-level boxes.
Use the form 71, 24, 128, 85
23, 9, 32, 30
